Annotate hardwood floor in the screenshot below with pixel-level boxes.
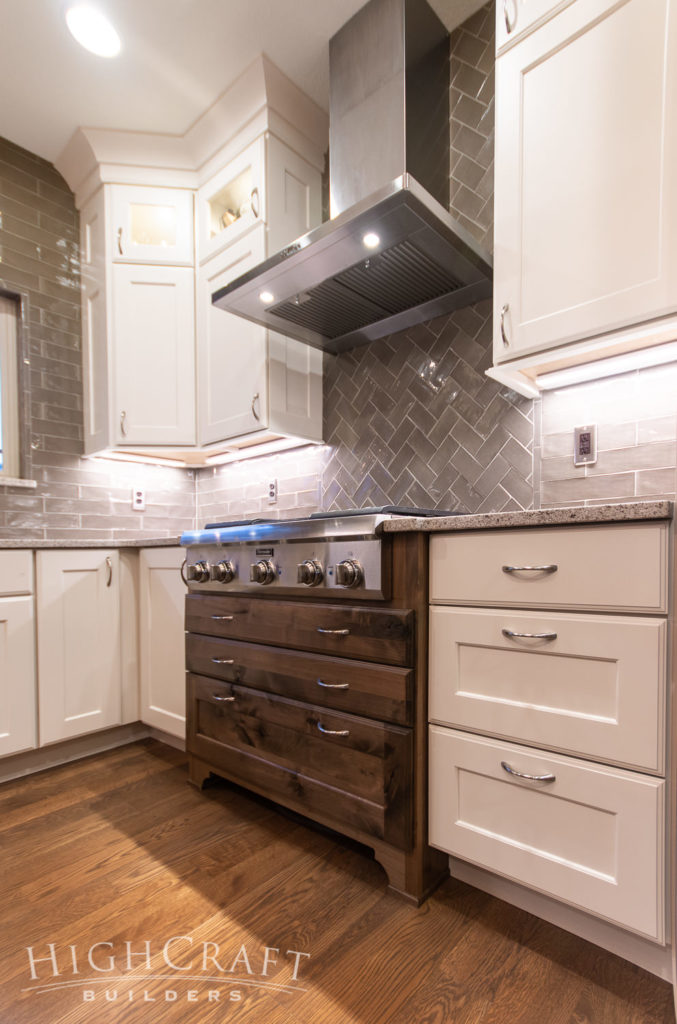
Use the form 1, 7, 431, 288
0, 739, 673, 1024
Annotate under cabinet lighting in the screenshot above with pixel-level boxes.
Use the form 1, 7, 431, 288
66, 5, 122, 58
536, 340, 677, 390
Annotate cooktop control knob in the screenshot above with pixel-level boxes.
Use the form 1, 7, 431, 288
250, 559, 276, 585
210, 560, 235, 584
335, 559, 363, 588
187, 561, 210, 584
297, 559, 323, 587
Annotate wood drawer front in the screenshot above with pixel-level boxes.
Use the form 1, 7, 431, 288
0, 551, 33, 596
429, 607, 666, 772
185, 595, 415, 666
430, 522, 668, 613
188, 673, 412, 849
186, 635, 412, 725
429, 727, 665, 940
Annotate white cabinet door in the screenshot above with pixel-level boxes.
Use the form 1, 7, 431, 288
197, 226, 268, 444
110, 185, 194, 266
265, 135, 322, 255
81, 189, 110, 455
112, 264, 196, 445
37, 551, 121, 745
494, 0, 677, 363
496, 0, 574, 53
0, 596, 36, 757
139, 548, 186, 739
197, 139, 265, 264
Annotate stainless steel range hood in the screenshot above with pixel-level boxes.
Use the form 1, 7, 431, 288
212, 0, 493, 355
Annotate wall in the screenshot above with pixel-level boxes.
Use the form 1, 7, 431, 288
0, 135, 195, 541
199, 2, 537, 521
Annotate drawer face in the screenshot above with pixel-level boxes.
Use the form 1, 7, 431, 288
186, 635, 412, 725
429, 727, 665, 940
430, 522, 668, 613
188, 673, 412, 848
185, 595, 415, 666
0, 550, 33, 596
429, 607, 666, 772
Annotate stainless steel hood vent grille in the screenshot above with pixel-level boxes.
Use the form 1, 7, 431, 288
272, 239, 461, 341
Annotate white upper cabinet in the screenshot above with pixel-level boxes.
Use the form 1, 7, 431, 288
493, 0, 677, 371
495, 0, 575, 53
111, 185, 194, 266
197, 139, 265, 263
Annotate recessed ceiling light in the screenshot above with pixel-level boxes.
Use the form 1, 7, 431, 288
362, 232, 380, 249
259, 291, 275, 304
66, 5, 122, 58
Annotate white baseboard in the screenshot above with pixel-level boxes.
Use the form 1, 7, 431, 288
449, 856, 673, 982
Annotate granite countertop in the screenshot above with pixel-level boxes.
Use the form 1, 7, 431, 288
0, 537, 181, 549
382, 500, 674, 533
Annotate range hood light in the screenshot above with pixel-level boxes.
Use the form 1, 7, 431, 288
362, 232, 380, 249
259, 291, 275, 304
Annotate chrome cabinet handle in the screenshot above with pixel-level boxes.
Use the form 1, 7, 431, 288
250, 187, 260, 218
317, 723, 349, 737
500, 303, 510, 347
211, 615, 234, 621
317, 679, 349, 690
502, 564, 558, 575
251, 392, 260, 421
180, 559, 189, 588
501, 761, 555, 783
317, 628, 350, 636
105, 556, 113, 587
120, 410, 127, 437
211, 658, 234, 665
117, 226, 123, 255
212, 693, 235, 702
503, 0, 517, 34
502, 629, 558, 641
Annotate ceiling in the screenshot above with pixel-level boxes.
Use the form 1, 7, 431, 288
0, 0, 486, 166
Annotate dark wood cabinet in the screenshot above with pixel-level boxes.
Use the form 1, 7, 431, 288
185, 531, 448, 904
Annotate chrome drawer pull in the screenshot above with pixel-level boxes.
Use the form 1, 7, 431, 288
502, 629, 558, 641
317, 628, 350, 636
502, 564, 558, 575
211, 615, 234, 621
503, 0, 516, 34
317, 679, 349, 690
212, 658, 234, 665
317, 723, 349, 737
212, 694, 235, 702
501, 761, 556, 783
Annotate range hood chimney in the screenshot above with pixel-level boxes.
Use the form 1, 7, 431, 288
213, 0, 493, 354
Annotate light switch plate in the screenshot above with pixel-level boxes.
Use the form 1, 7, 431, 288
573, 425, 597, 467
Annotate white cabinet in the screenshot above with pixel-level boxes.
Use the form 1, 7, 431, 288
495, 0, 574, 53
36, 550, 122, 745
492, 0, 677, 380
112, 264, 196, 445
0, 551, 36, 757
139, 548, 187, 739
110, 185, 194, 266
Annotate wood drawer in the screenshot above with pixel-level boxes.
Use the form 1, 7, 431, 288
429, 727, 665, 940
429, 606, 666, 772
186, 634, 412, 725
0, 550, 33, 596
188, 673, 412, 849
185, 595, 415, 666
430, 522, 668, 613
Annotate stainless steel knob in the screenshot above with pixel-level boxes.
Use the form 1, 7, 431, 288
249, 559, 276, 585
210, 560, 235, 584
335, 559, 363, 588
186, 561, 210, 583
297, 559, 323, 586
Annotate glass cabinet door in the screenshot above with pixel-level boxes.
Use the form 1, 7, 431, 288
197, 138, 265, 264
110, 185, 194, 266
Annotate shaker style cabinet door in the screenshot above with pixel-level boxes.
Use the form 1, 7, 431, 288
494, 0, 677, 363
36, 550, 121, 745
112, 264, 196, 445
0, 596, 36, 757
110, 184, 194, 266
196, 138, 265, 264
139, 548, 187, 739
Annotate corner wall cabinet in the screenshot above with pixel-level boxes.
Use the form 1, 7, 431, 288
0, 551, 36, 757
491, 0, 677, 394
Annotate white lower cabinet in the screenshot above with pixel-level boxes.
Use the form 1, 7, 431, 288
139, 548, 187, 739
0, 595, 36, 757
36, 550, 122, 745
429, 727, 665, 941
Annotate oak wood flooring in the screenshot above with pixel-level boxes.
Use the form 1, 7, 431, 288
0, 739, 673, 1024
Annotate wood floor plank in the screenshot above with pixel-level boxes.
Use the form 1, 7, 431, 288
0, 739, 673, 1024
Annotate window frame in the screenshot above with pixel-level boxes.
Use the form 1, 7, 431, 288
0, 289, 29, 482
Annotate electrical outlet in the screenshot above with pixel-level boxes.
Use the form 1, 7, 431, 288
573, 425, 597, 467
132, 488, 146, 511
268, 479, 278, 504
